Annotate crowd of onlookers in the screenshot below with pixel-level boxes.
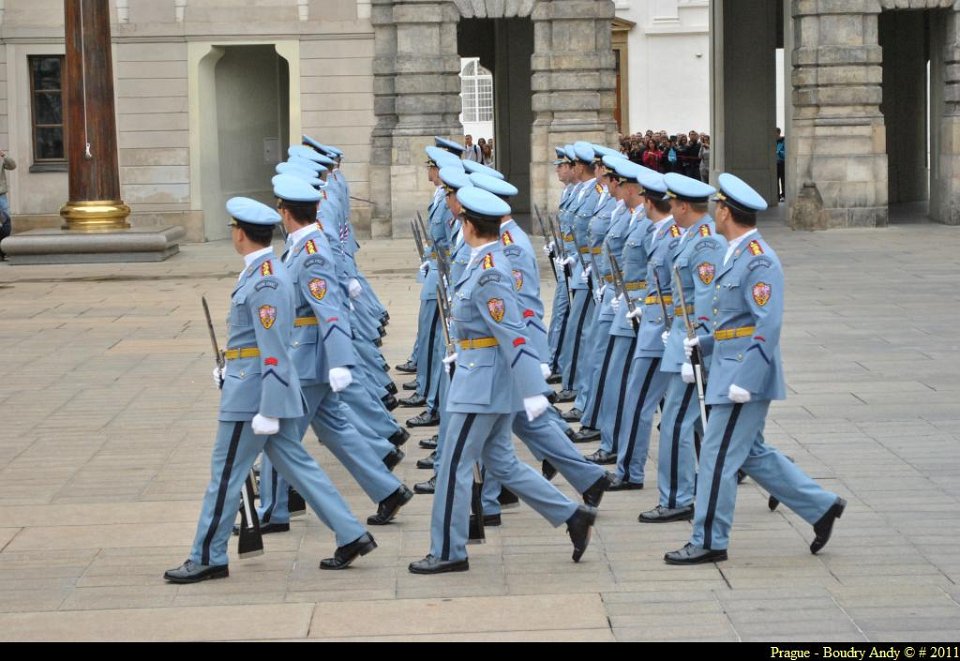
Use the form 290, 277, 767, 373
619, 130, 710, 182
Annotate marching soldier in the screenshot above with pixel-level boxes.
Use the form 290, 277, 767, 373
545, 146, 577, 382
665, 173, 846, 564
164, 198, 375, 583
408, 187, 597, 574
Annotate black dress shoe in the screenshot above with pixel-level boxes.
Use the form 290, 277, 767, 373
164, 559, 229, 584
584, 449, 617, 465
542, 459, 558, 481
388, 428, 410, 447
546, 373, 563, 385
810, 497, 846, 554
382, 362, 391, 373
564, 428, 577, 443
367, 485, 414, 525
373, 337, 383, 348
546, 391, 558, 404
566, 505, 597, 562
607, 477, 644, 492
406, 410, 440, 428
383, 448, 405, 471
379, 325, 387, 337
399, 393, 427, 408
395, 360, 418, 374
408, 554, 469, 575
483, 513, 502, 526
414, 475, 436, 495
573, 427, 600, 442
231, 521, 290, 536
638, 504, 694, 523
382, 394, 399, 411
320, 533, 378, 570
419, 435, 438, 450
498, 487, 519, 509
664, 543, 727, 565
582, 474, 613, 508
561, 408, 583, 423
768, 495, 780, 511
416, 450, 437, 470
385, 382, 398, 395
402, 380, 419, 391
556, 390, 577, 403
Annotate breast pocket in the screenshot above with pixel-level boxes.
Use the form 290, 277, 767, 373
449, 349, 495, 406
290, 324, 319, 381
718, 283, 742, 312
230, 293, 252, 328
221, 357, 262, 413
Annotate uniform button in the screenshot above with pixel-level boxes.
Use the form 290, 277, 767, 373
469, 363, 475, 368
293, 341, 300, 347
713, 322, 718, 327
713, 308, 718, 314
240, 371, 246, 377
737, 354, 743, 362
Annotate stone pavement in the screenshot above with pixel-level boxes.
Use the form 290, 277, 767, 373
0, 215, 958, 641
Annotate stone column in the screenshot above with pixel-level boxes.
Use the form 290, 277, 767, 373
789, 1, 887, 229
934, 7, 960, 225
370, 0, 462, 238
530, 0, 618, 212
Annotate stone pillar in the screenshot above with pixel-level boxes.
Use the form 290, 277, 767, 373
370, 0, 462, 238
530, 0, 618, 212
934, 7, 960, 225
789, 1, 888, 229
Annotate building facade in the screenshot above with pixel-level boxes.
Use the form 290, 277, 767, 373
1, 0, 957, 242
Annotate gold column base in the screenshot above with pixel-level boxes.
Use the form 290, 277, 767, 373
60, 200, 132, 231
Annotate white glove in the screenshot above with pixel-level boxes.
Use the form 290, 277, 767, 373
596, 284, 607, 300
348, 278, 362, 299
212, 366, 224, 390
328, 367, 353, 392
542, 241, 556, 257
540, 363, 552, 381
728, 384, 752, 404
683, 335, 700, 359
560, 255, 576, 267
523, 394, 550, 422
442, 352, 459, 375
580, 265, 592, 284
681, 363, 696, 384
626, 307, 643, 321
611, 294, 623, 313
252, 414, 279, 436
662, 330, 671, 347
418, 260, 430, 276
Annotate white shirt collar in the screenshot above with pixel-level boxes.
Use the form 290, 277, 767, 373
288, 223, 318, 251
242, 246, 275, 277
469, 240, 498, 267
724, 228, 759, 264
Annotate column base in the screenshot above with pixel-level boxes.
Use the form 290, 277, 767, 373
60, 200, 132, 231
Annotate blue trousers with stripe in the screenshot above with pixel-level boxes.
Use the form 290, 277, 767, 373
598, 335, 636, 455
414, 300, 439, 397
546, 277, 570, 374
559, 290, 594, 393
656, 375, 702, 509
258, 385, 402, 524
429, 412, 578, 562
578, 314, 615, 429
189, 419, 365, 567
615, 356, 671, 485
691, 401, 838, 551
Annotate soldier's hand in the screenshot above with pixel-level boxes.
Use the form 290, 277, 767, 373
523, 394, 550, 422
212, 366, 225, 390
328, 367, 353, 393
348, 278, 363, 299
540, 363, 552, 381
442, 352, 458, 375
681, 363, 696, 384
683, 335, 700, 359
626, 307, 642, 320
661, 330, 670, 347
580, 265, 592, 284
728, 384, 751, 404
419, 261, 430, 276
252, 414, 280, 436
542, 241, 556, 257
611, 294, 623, 313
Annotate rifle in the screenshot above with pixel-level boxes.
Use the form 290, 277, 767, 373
567, 223, 596, 299
202, 296, 264, 559
672, 266, 709, 430
651, 270, 674, 333
547, 212, 575, 303
608, 251, 639, 332
434, 279, 485, 545
533, 204, 559, 283
411, 220, 425, 263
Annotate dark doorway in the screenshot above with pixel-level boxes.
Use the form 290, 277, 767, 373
458, 17, 534, 229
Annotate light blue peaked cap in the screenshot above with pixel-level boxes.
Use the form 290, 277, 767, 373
469, 172, 519, 198
663, 172, 717, 203
272, 174, 322, 203
714, 172, 769, 212
462, 160, 504, 180
439, 166, 473, 191
226, 197, 281, 225
457, 186, 511, 218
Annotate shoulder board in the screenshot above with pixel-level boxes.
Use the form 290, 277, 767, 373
669, 225, 681, 238
315, 221, 324, 232
501, 231, 514, 246
322, 190, 328, 200
595, 183, 603, 194
481, 253, 495, 270
260, 260, 274, 276
305, 239, 318, 255
478, 272, 502, 286
748, 240, 764, 256
699, 225, 712, 237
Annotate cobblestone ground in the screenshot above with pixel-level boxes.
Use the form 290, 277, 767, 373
0, 213, 958, 641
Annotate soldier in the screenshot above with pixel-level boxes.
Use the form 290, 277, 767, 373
545, 146, 577, 382
665, 174, 846, 564
408, 187, 597, 574
164, 198, 375, 584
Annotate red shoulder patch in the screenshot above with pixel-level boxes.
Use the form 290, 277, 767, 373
748, 240, 764, 256
669, 225, 681, 238
260, 261, 273, 276
305, 240, 317, 255
481, 254, 495, 270
501, 231, 514, 246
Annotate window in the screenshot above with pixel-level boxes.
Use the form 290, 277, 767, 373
459, 58, 493, 124
29, 55, 66, 164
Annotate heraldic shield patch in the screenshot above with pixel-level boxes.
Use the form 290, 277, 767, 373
512, 270, 523, 292
752, 282, 771, 307
487, 298, 505, 323
697, 262, 716, 285
259, 305, 277, 329
309, 278, 327, 301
